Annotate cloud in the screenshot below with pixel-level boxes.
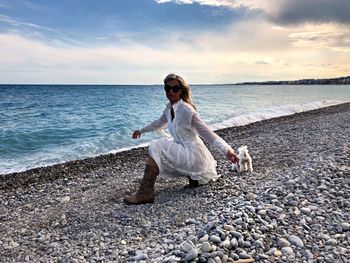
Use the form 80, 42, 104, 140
271, 0, 350, 25
155, 0, 350, 25
1, 15, 349, 85
288, 23, 350, 52
0, 14, 57, 32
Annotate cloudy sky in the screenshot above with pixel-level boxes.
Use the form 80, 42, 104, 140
0, 0, 349, 84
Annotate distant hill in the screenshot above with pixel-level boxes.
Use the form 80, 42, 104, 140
236, 76, 350, 85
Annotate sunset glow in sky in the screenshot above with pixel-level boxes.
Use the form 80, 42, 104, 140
0, 0, 349, 84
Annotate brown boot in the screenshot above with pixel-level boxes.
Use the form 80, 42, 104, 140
124, 164, 158, 204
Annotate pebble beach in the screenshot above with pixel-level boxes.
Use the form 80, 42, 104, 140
1, 102, 349, 262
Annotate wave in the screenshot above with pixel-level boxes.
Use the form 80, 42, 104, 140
209, 99, 343, 130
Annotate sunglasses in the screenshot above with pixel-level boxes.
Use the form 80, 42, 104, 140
164, 84, 181, 93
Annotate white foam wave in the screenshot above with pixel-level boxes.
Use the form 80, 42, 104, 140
209, 99, 343, 131
107, 142, 151, 154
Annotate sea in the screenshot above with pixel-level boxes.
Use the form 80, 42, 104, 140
1, 84, 349, 175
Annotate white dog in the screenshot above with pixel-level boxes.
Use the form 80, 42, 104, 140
232, 145, 253, 173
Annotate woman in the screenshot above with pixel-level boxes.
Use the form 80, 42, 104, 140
124, 73, 239, 204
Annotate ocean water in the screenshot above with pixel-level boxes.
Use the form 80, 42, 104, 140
1, 84, 349, 175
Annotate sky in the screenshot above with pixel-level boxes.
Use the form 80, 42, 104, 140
0, 0, 349, 84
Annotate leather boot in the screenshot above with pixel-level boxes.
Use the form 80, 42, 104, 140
124, 164, 158, 204
184, 176, 199, 189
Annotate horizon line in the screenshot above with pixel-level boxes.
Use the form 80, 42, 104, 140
0, 75, 349, 86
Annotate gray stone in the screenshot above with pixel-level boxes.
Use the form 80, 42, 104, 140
334, 246, 347, 255
185, 248, 198, 261
223, 224, 234, 231
199, 234, 209, 242
221, 239, 231, 249
216, 251, 224, 258
281, 247, 294, 256
277, 238, 291, 248
239, 252, 252, 259
231, 231, 242, 239
258, 254, 269, 260
199, 257, 207, 263
7, 241, 20, 249
210, 235, 221, 243
254, 240, 264, 248
180, 241, 195, 252
258, 209, 267, 216
341, 222, 350, 231
238, 237, 244, 247
201, 242, 212, 252
229, 252, 239, 260
325, 238, 337, 246
134, 254, 148, 261
266, 247, 277, 256
301, 207, 312, 215
288, 235, 304, 248
230, 238, 238, 248
302, 249, 314, 259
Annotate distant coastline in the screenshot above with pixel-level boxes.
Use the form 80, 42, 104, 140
235, 76, 350, 85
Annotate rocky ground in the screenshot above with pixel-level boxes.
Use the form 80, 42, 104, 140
1, 103, 349, 263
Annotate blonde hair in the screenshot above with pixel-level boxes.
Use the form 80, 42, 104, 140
163, 73, 196, 110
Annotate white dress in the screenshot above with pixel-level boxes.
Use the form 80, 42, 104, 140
140, 100, 233, 184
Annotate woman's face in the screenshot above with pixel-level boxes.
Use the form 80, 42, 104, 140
165, 79, 182, 105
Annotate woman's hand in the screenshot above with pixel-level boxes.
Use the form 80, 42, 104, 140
132, 130, 142, 139
227, 149, 239, 164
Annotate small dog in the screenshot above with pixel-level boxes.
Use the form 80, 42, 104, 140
232, 145, 253, 173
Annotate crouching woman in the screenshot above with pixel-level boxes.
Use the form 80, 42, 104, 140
124, 73, 239, 204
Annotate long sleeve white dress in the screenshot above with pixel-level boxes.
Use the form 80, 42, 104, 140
140, 99, 233, 184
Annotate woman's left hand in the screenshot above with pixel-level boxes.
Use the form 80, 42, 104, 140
227, 149, 239, 164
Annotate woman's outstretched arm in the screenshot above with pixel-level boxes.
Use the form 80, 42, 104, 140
192, 113, 239, 163
132, 111, 167, 139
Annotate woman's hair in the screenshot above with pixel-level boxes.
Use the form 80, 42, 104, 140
163, 73, 196, 110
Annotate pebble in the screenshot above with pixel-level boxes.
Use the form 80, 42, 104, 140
221, 238, 231, 249
230, 238, 238, 248
133, 254, 148, 261
210, 235, 221, 243
7, 241, 20, 249
61, 196, 70, 202
213, 256, 222, 263
223, 224, 234, 231
180, 241, 195, 252
185, 248, 198, 261
281, 247, 294, 256
277, 238, 290, 248
300, 207, 311, 215
288, 235, 304, 248
239, 252, 251, 259
303, 249, 314, 259
266, 247, 277, 256
274, 250, 282, 257
201, 242, 212, 252
257, 209, 267, 216
199, 234, 209, 242
340, 222, 350, 231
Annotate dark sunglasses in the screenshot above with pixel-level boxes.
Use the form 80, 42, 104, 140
164, 84, 181, 93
